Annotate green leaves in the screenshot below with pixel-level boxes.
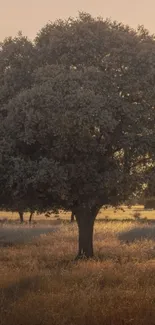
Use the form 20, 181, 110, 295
1, 13, 155, 213
0, 34, 37, 107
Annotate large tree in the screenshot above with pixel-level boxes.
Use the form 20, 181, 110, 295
1, 13, 155, 257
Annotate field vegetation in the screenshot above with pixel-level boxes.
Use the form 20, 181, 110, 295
1, 207, 155, 325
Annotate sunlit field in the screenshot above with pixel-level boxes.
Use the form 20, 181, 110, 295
0, 205, 155, 223
1, 207, 155, 325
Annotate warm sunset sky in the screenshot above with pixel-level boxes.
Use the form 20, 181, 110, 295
0, 0, 155, 40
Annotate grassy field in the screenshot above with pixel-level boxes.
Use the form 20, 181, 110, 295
1, 207, 155, 325
1, 205, 155, 223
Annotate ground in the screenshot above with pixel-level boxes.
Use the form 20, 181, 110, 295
1, 207, 155, 325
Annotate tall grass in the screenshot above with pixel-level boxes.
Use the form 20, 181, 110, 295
1, 216, 155, 324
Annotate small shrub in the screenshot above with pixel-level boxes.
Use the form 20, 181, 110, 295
133, 211, 141, 220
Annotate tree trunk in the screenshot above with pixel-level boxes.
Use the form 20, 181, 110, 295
19, 211, 24, 223
29, 211, 34, 223
71, 211, 75, 222
75, 207, 98, 259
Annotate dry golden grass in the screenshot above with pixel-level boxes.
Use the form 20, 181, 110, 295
1, 207, 155, 325
1, 205, 155, 222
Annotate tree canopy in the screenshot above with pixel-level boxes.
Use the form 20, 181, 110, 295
0, 13, 155, 258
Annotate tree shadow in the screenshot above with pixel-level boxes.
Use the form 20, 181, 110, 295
0, 226, 57, 247
0, 259, 73, 310
118, 225, 155, 243
0, 274, 45, 314
96, 218, 155, 224
1, 275, 41, 298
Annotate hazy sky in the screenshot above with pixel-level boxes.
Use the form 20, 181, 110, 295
1, 0, 155, 40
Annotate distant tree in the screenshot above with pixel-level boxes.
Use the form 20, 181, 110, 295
143, 168, 155, 209
29, 211, 34, 223
71, 212, 75, 223
0, 33, 38, 222
1, 13, 155, 258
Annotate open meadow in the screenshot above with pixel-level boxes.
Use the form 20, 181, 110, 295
0, 207, 155, 324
